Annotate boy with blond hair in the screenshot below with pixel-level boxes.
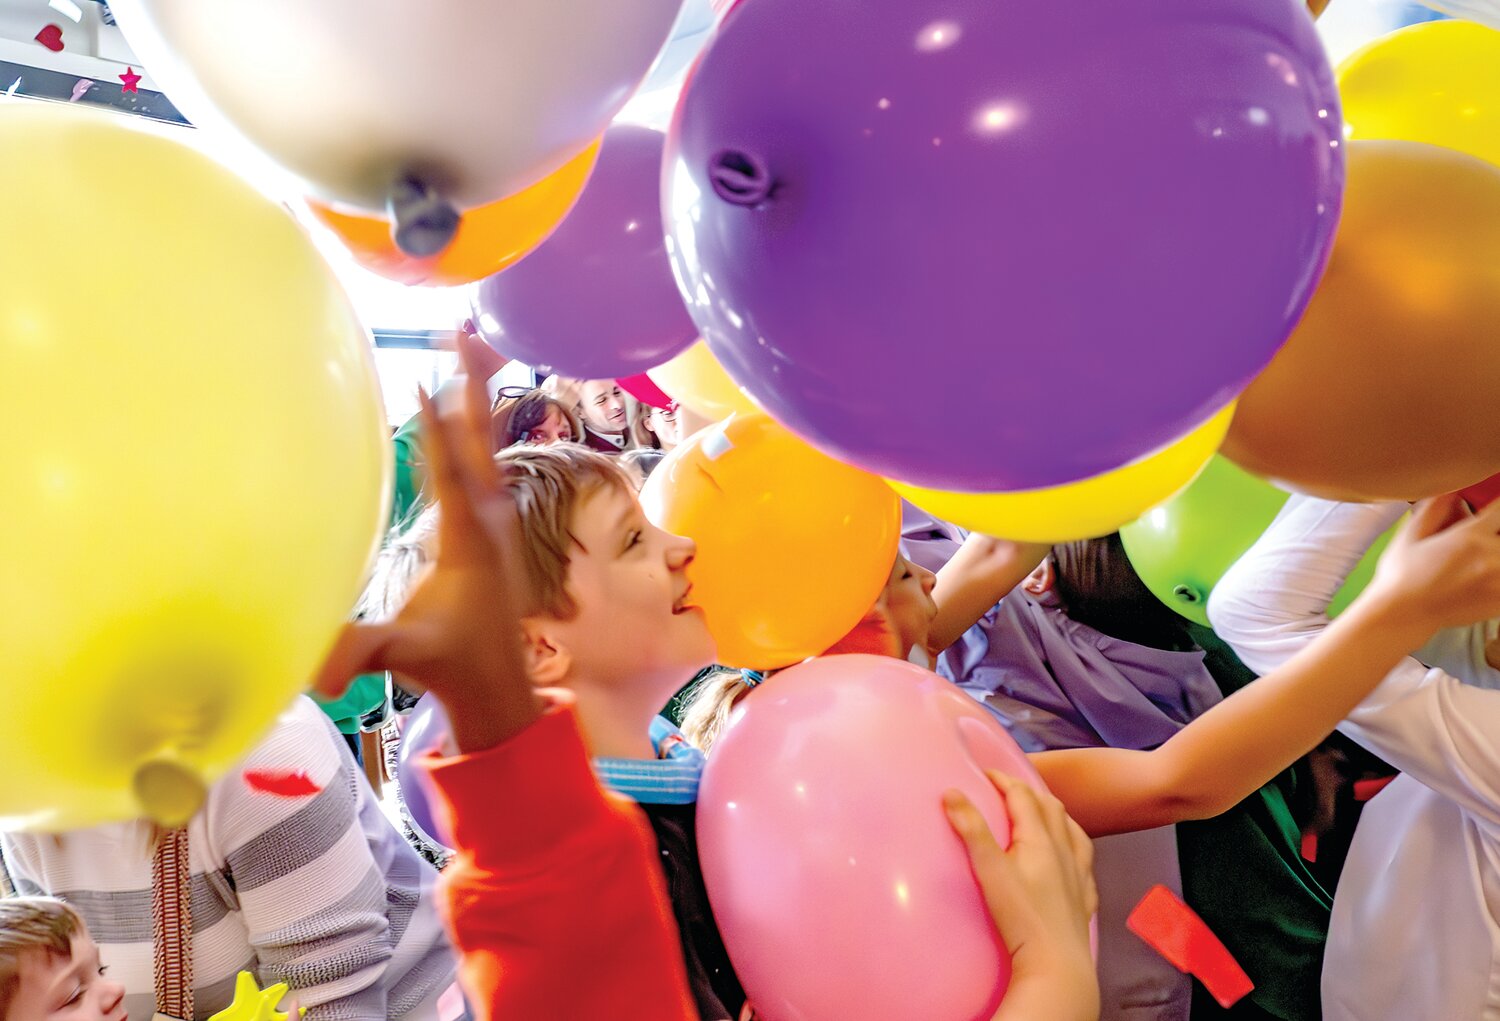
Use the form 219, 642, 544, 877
0, 899, 126, 1021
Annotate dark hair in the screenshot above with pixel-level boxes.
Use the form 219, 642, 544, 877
490, 390, 583, 451
1049, 533, 1193, 651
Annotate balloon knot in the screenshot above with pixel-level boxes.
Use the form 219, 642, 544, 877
387, 175, 460, 257
709, 149, 774, 207
134, 758, 208, 828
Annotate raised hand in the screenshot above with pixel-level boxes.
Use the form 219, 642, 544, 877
314, 338, 539, 754
1365, 494, 1500, 638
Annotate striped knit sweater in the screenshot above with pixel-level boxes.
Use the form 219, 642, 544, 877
1, 697, 459, 1021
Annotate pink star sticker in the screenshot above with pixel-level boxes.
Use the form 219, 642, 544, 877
119, 66, 141, 93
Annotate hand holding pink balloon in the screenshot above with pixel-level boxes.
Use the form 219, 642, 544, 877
697, 655, 1091, 1021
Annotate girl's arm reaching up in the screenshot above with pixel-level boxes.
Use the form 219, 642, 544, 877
1031, 495, 1500, 836
929, 535, 1050, 654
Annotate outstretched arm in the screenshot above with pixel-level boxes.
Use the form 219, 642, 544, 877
1033, 496, 1500, 836
315, 342, 695, 1021
1213, 494, 1500, 827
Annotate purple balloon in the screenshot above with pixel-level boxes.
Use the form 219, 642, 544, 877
664, 0, 1345, 492
472, 125, 698, 379
396, 695, 453, 852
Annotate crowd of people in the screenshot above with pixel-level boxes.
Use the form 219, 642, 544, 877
2, 334, 1499, 1021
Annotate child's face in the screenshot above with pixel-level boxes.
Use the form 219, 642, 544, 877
7, 932, 125, 1021
885, 554, 939, 656
578, 381, 628, 434
546, 481, 715, 697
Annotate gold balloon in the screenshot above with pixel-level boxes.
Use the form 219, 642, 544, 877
0, 107, 390, 830
642, 414, 900, 671
1339, 20, 1500, 170
891, 403, 1235, 543
1224, 140, 1500, 501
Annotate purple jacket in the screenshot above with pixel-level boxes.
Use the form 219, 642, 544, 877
901, 503, 1223, 1021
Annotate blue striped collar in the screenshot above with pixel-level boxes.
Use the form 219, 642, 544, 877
594, 716, 705, 806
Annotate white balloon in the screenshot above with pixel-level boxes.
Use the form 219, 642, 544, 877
639, 0, 717, 95
1317, 0, 1447, 64
109, 0, 685, 214
1414, 0, 1500, 27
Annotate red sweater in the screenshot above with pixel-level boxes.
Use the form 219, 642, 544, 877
424, 700, 697, 1021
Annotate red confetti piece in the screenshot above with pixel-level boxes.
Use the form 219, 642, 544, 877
1354, 775, 1397, 802
1459, 473, 1500, 512
35, 24, 64, 52
119, 66, 141, 93
1300, 831, 1318, 863
243, 770, 324, 798
1127, 884, 1254, 1009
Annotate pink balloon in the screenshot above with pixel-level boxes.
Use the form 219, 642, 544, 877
618, 372, 674, 409
698, 655, 1044, 1021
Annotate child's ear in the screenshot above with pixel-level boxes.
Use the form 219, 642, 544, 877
520, 618, 572, 686
1022, 557, 1055, 597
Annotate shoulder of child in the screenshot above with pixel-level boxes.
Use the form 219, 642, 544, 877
201, 696, 351, 848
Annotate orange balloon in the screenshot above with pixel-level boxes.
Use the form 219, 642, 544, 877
1224, 141, 1500, 501
641, 413, 902, 670
307, 141, 600, 287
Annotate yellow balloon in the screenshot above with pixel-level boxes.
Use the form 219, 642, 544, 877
647, 340, 760, 421
1339, 20, 1500, 169
642, 414, 901, 671
891, 403, 1235, 543
0, 107, 390, 831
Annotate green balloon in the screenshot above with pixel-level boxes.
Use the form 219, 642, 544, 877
1121, 456, 1393, 628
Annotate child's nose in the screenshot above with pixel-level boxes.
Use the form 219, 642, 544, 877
99, 979, 125, 1014
667, 535, 697, 568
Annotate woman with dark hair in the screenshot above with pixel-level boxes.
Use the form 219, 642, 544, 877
490, 388, 583, 451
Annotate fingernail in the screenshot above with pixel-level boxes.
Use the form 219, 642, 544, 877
942, 791, 974, 821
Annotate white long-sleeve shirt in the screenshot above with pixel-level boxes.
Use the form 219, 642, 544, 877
2, 697, 459, 1021
1208, 495, 1500, 1021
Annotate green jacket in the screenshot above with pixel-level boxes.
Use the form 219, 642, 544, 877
313, 414, 427, 735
